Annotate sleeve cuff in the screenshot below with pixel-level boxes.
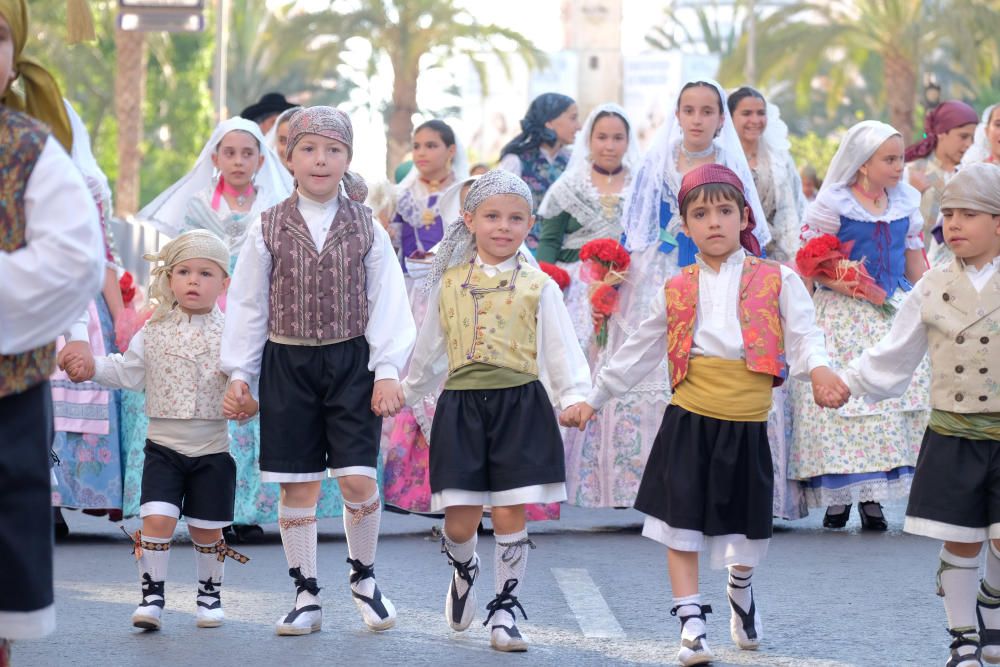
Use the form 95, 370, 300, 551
806, 352, 831, 373
374, 364, 399, 382
92, 356, 110, 386
229, 370, 254, 387
559, 393, 587, 410
586, 386, 612, 411
66, 322, 90, 343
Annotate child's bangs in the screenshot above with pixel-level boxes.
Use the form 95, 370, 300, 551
681, 182, 745, 215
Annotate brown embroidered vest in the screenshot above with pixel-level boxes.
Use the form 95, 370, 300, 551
0, 109, 54, 399
262, 192, 374, 340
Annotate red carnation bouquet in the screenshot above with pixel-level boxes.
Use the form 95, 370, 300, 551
795, 234, 887, 308
538, 262, 571, 291
579, 239, 631, 347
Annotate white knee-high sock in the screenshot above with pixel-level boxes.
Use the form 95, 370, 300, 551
344, 491, 382, 598
492, 529, 533, 627
193, 541, 225, 608
136, 534, 170, 607
444, 530, 478, 597
278, 504, 319, 608
939, 546, 981, 633
980, 543, 1000, 645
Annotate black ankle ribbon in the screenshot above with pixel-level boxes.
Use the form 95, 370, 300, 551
483, 578, 527, 627
289, 567, 321, 596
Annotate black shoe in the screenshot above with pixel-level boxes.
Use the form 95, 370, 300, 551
224, 524, 265, 544
822, 504, 851, 529
53, 508, 69, 540
858, 502, 888, 531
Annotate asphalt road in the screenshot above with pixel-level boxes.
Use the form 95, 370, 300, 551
15, 503, 947, 666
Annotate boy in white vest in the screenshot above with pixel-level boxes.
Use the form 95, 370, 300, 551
843, 162, 1000, 667
67, 230, 250, 632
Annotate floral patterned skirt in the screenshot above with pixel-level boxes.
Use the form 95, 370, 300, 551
51, 296, 123, 512
788, 289, 930, 506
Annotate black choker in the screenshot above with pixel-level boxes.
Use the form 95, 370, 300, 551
592, 164, 624, 176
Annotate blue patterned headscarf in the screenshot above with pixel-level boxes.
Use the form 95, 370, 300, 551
500, 93, 575, 158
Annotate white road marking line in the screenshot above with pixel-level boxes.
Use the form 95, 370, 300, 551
551, 567, 626, 639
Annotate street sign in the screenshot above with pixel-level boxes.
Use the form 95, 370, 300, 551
118, 0, 205, 33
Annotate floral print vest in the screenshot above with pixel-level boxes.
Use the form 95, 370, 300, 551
0, 109, 54, 399
665, 256, 787, 389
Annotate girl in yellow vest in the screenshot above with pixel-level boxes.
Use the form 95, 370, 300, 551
402, 169, 591, 652
842, 162, 1000, 667
566, 164, 845, 666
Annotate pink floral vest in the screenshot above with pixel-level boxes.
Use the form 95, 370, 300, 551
665, 256, 787, 389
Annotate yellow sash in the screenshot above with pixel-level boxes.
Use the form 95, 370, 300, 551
671, 356, 773, 422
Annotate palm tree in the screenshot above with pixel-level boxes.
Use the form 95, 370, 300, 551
225, 0, 352, 112
286, 0, 545, 175
721, 0, 1000, 141
645, 0, 748, 58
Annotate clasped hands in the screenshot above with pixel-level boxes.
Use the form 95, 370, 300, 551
57, 341, 95, 383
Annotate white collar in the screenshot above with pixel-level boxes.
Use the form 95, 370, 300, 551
695, 247, 746, 273
475, 253, 520, 273
297, 190, 339, 213
174, 305, 219, 325
962, 255, 1000, 273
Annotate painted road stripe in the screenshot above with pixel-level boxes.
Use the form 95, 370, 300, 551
552, 567, 626, 639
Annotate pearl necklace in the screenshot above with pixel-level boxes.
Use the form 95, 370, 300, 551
681, 143, 716, 168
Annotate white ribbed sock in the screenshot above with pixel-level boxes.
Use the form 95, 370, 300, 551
492, 529, 532, 628
139, 534, 171, 583
344, 491, 382, 598
444, 530, 478, 598
193, 541, 225, 608
939, 546, 981, 634
279, 504, 319, 609
673, 593, 706, 642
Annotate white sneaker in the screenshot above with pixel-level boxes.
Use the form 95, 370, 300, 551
196, 604, 225, 628
348, 558, 396, 631
132, 575, 164, 631
444, 552, 479, 631
728, 587, 762, 650
275, 605, 323, 636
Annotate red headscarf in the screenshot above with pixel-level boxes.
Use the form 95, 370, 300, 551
678, 163, 761, 257
905, 100, 979, 161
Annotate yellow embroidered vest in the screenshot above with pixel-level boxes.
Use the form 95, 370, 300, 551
920, 259, 1000, 413
438, 257, 545, 377
0, 110, 54, 399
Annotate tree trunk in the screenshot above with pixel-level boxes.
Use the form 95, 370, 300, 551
386, 58, 419, 178
883, 50, 917, 145
114, 29, 148, 217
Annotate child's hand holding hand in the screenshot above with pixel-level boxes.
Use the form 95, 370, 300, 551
559, 402, 596, 431
810, 366, 851, 409
58, 341, 95, 383
372, 379, 404, 417
223, 380, 257, 420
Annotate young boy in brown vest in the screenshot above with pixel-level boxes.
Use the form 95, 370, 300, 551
843, 162, 1000, 667
221, 106, 415, 636
0, 0, 105, 661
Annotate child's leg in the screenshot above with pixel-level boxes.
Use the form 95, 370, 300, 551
442, 505, 484, 632
487, 505, 532, 652
338, 474, 395, 631
727, 563, 762, 650
941, 541, 983, 667
188, 526, 225, 628
276, 481, 322, 635
668, 548, 714, 666
131, 514, 177, 630
979, 539, 1000, 662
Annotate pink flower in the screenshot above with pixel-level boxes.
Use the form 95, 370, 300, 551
98, 448, 112, 464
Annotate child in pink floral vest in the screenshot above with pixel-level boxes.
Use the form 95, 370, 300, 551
564, 164, 846, 666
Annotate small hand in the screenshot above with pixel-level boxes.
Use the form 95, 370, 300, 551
59, 341, 95, 382
908, 168, 931, 194
223, 380, 254, 420
811, 366, 850, 409
560, 402, 596, 431
371, 378, 404, 417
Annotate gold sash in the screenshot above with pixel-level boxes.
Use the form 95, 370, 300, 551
671, 356, 772, 422
929, 409, 1000, 442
